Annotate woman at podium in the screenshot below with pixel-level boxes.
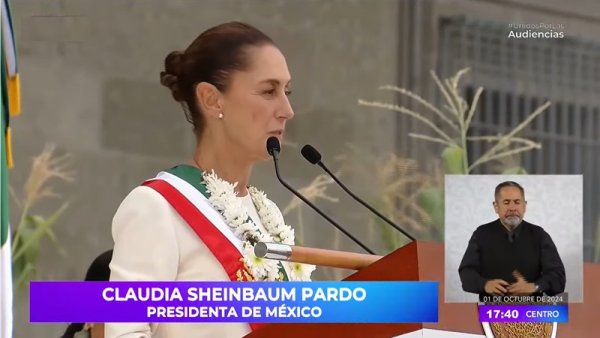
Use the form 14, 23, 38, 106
105, 21, 314, 338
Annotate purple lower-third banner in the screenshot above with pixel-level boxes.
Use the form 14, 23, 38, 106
30, 281, 438, 323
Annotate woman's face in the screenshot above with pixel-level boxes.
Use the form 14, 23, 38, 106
219, 44, 294, 161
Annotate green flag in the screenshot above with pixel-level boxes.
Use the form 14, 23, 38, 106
2, 0, 19, 337
1, 100, 12, 338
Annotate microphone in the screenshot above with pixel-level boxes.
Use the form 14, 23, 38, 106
266, 137, 376, 254
301, 144, 416, 242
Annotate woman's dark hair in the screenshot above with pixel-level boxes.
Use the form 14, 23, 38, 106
160, 21, 274, 134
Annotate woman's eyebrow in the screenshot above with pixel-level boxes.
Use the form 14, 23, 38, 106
257, 79, 291, 86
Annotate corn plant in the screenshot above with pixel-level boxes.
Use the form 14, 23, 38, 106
359, 68, 550, 175
355, 68, 550, 247
10, 145, 74, 289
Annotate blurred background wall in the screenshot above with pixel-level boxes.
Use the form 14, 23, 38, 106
6, 0, 600, 336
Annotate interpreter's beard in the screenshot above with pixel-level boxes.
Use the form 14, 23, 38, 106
502, 215, 522, 230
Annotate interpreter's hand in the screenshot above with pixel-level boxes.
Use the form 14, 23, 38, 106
507, 270, 537, 295
484, 279, 509, 295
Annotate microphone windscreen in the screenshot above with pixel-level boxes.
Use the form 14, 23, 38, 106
266, 137, 281, 155
301, 144, 322, 164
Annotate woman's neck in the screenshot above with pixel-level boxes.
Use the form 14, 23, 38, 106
192, 137, 253, 196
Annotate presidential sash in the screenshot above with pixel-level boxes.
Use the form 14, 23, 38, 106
142, 171, 264, 331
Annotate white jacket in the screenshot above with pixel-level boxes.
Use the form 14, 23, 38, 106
105, 186, 251, 338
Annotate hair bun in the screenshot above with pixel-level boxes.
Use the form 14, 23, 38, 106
159, 71, 177, 87
161, 51, 186, 102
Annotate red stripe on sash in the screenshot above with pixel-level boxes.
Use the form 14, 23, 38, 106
143, 179, 264, 331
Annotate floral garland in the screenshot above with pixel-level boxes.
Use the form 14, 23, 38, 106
203, 171, 315, 281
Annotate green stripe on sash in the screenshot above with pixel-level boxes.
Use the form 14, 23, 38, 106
165, 165, 290, 281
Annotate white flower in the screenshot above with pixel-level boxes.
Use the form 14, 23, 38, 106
265, 233, 279, 246
202, 172, 300, 281
242, 243, 279, 280
288, 262, 316, 281
278, 228, 295, 245
233, 222, 254, 238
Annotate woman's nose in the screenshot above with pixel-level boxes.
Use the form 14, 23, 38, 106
278, 97, 294, 120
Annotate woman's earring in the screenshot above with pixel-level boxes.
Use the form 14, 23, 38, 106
218, 112, 224, 119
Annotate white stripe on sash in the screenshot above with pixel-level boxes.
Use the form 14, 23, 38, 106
154, 171, 243, 254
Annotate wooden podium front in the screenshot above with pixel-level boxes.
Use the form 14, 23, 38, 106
244, 240, 438, 338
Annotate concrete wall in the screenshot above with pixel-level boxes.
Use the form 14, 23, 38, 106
7, 0, 600, 336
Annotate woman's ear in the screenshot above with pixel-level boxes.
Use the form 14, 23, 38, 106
195, 82, 223, 118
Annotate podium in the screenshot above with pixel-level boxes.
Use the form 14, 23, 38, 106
245, 240, 446, 338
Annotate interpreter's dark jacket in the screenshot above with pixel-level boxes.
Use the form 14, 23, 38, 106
458, 219, 566, 300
